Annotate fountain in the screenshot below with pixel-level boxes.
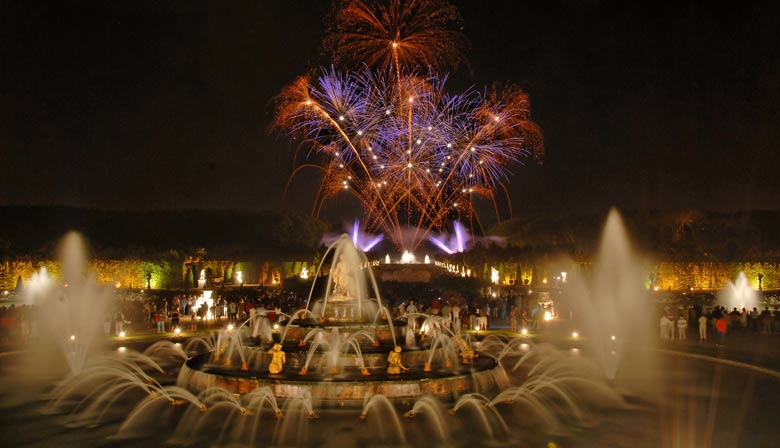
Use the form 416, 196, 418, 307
563, 209, 658, 396
719, 271, 759, 311
23, 232, 113, 377
177, 235, 504, 405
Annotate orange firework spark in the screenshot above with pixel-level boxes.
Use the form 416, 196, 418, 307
324, 0, 467, 74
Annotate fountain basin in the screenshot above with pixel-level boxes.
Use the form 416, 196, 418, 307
281, 323, 402, 345
178, 351, 506, 406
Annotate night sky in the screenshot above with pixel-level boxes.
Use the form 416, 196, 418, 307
2, 0, 779, 221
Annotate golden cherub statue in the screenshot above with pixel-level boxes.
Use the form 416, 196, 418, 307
267, 343, 286, 374
387, 346, 410, 375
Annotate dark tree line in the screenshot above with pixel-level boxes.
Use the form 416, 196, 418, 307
489, 209, 780, 262
1, 206, 778, 264
0, 206, 328, 261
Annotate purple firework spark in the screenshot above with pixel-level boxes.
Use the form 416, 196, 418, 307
275, 68, 541, 251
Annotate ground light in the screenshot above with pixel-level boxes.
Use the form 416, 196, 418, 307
227, 324, 234, 331
521, 328, 528, 336
119, 331, 126, 338
70, 335, 76, 341
572, 331, 579, 339
174, 327, 181, 335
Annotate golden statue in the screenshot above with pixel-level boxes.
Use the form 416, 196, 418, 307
387, 346, 409, 375
454, 335, 476, 364
267, 343, 286, 374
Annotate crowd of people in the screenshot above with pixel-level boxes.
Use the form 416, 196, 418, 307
4, 285, 780, 349
0, 303, 35, 345
0, 287, 532, 345
659, 304, 780, 345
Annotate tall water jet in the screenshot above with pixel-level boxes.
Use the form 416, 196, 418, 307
565, 209, 657, 397
719, 272, 758, 311
24, 232, 112, 377
307, 234, 387, 326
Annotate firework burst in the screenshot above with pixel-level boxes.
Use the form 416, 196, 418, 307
324, 0, 467, 74
274, 0, 542, 251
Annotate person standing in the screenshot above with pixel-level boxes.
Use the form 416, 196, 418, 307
406, 300, 418, 330
104, 313, 112, 336
468, 303, 477, 331
478, 306, 489, 330
155, 311, 165, 333
659, 315, 669, 340
749, 307, 759, 331
715, 315, 728, 345
698, 313, 708, 342
451, 302, 461, 330
248, 306, 257, 339
440, 302, 451, 329
114, 310, 125, 336
677, 316, 687, 340
760, 307, 772, 334
143, 302, 151, 327
228, 301, 238, 322
397, 302, 406, 317
739, 309, 748, 331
